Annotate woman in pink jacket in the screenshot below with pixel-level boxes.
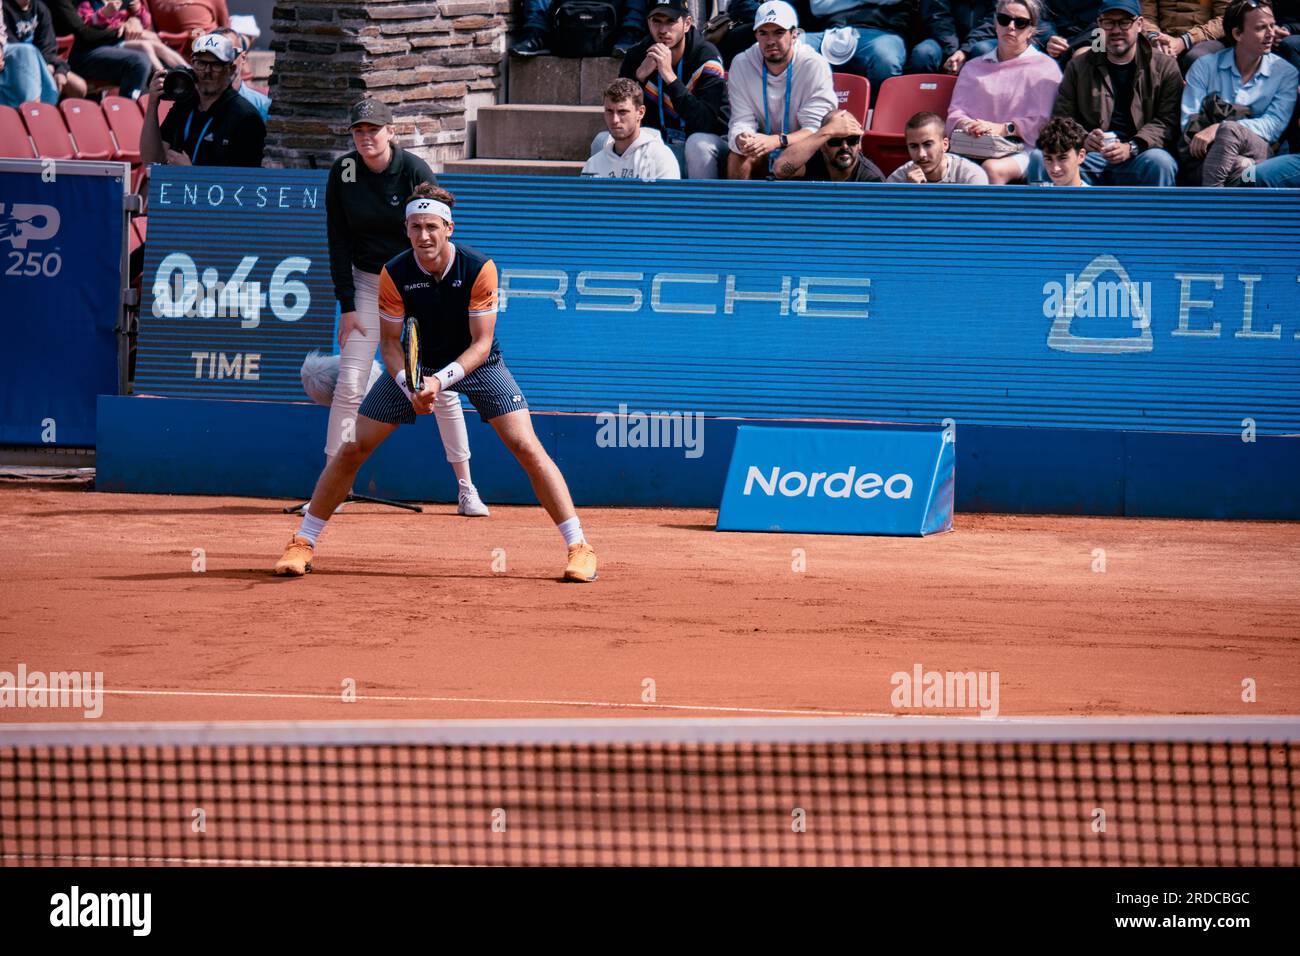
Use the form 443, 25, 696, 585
77, 0, 187, 73
945, 0, 1063, 183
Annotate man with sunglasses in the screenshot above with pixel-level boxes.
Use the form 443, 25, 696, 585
1050, 0, 1182, 184
772, 108, 886, 179
141, 31, 265, 167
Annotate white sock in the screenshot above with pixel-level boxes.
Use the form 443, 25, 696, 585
297, 511, 328, 547
557, 516, 583, 548
451, 458, 472, 484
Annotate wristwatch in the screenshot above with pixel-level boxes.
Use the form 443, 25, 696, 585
779, 133, 789, 149
1005, 122, 1017, 137
1129, 140, 1142, 156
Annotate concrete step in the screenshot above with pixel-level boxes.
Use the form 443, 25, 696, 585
442, 158, 586, 176
508, 55, 621, 106
475, 104, 602, 161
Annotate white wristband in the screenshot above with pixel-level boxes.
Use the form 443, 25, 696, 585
395, 369, 414, 400
433, 362, 465, 390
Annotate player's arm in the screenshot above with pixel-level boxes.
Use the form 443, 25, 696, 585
376, 267, 407, 380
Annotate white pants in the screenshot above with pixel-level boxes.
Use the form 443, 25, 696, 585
325, 266, 471, 462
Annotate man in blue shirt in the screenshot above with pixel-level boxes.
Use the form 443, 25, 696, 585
215, 26, 269, 122
1180, 0, 1298, 184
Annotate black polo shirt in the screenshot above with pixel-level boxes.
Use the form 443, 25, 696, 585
159, 86, 265, 168
803, 151, 885, 183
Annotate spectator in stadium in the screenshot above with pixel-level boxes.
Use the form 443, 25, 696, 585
3, 0, 86, 101
1050, 0, 1182, 184
772, 107, 887, 179
511, 0, 648, 57
1180, 0, 1298, 185
1273, 0, 1300, 69
946, 0, 1062, 182
799, 0, 911, 98
888, 109, 992, 179
1037, 0, 1107, 63
148, 0, 226, 36
708, 0, 815, 67
1, 13, 52, 105
324, 99, 488, 517
945, 1, 1016, 71
1142, 0, 1228, 72
214, 24, 268, 121
76, 0, 189, 74
1036, 114, 1091, 182
583, 77, 681, 179
604, 0, 728, 179
46, 0, 151, 96
140, 31, 264, 166
727, 1, 838, 179
911, 0, 1000, 73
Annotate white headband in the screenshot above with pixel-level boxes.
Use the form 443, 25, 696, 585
405, 198, 451, 222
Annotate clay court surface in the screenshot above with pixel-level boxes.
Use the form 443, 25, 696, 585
1, 484, 1297, 724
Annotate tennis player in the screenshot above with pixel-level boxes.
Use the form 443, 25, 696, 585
275, 184, 598, 583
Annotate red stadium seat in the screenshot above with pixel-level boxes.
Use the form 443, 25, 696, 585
831, 73, 869, 126
102, 95, 144, 163
56, 34, 74, 59
0, 105, 37, 159
19, 102, 75, 160
129, 216, 147, 255
860, 74, 958, 177
59, 98, 116, 160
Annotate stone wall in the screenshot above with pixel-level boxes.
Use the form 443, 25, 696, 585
263, 0, 510, 170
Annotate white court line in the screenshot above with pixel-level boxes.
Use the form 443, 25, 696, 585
96, 687, 894, 719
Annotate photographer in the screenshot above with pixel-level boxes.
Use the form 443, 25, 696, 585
141, 30, 264, 167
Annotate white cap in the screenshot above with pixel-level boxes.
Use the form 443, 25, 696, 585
820, 26, 858, 66
754, 0, 798, 30
191, 33, 239, 63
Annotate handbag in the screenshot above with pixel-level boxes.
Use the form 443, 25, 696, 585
949, 128, 1025, 160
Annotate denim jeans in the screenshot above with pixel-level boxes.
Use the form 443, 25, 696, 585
69, 43, 153, 98
0, 43, 58, 107
1250, 153, 1300, 187
523, 0, 648, 37
802, 28, 905, 102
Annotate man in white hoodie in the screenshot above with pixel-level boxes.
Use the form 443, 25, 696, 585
581, 78, 682, 181
726, 0, 839, 179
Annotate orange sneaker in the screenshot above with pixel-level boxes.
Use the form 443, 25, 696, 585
563, 541, 597, 583
274, 535, 315, 576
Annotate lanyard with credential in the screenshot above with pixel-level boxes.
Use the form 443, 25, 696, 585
761, 59, 793, 138
183, 109, 215, 164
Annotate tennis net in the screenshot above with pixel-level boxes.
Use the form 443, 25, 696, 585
2, 718, 1296, 866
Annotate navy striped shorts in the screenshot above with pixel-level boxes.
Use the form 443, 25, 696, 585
357, 355, 529, 425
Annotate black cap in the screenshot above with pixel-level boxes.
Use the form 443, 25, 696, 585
348, 99, 393, 129
649, 0, 691, 17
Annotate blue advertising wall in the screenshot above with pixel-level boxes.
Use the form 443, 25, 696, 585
105, 171, 1300, 519
1, 161, 127, 445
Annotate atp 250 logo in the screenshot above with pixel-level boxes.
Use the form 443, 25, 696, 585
0, 202, 62, 277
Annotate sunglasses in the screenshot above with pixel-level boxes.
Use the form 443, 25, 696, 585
827, 135, 860, 148
995, 12, 1034, 29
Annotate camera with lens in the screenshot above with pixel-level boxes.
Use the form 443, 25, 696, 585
160, 65, 197, 101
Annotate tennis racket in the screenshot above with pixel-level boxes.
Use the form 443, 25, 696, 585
403, 316, 422, 399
